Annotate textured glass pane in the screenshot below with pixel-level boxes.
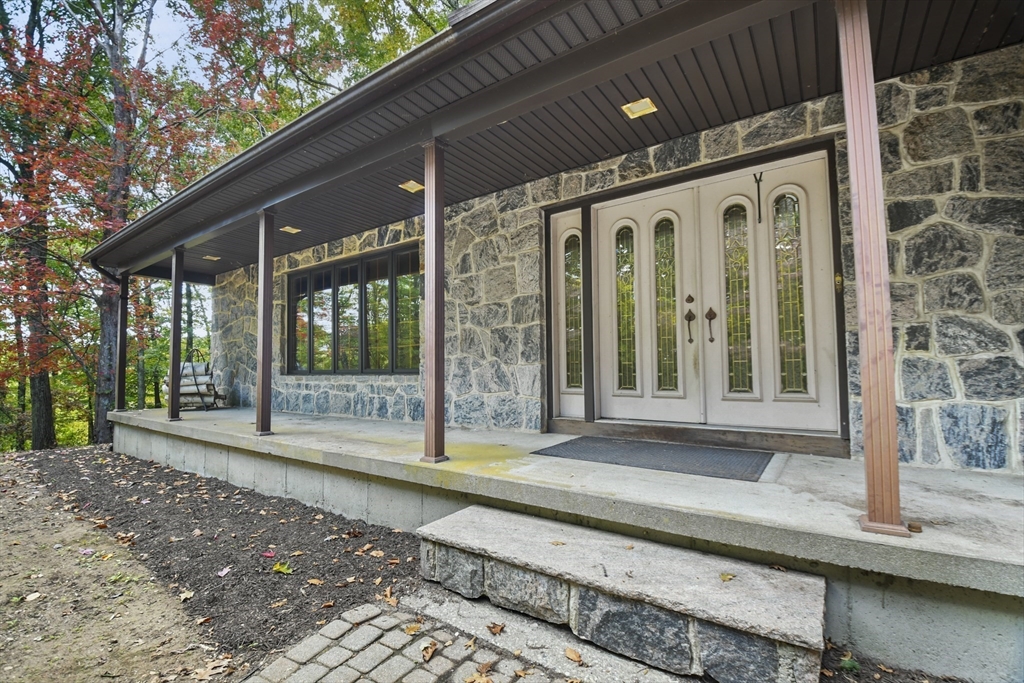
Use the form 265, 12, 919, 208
723, 204, 753, 393
654, 219, 678, 391
291, 275, 309, 372
312, 270, 333, 371
365, 257, 390, 370
774, 194, 808, 393
336, 265, 360, 371
615, 227, 637, 391
395, 249, 422, 371
564, 235, 584, 389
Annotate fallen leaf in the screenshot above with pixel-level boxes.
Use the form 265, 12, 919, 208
321, 601, 334, 609
513, 649, 521, 656
261, 550, 275, 558
487, 622, 505, 635
821, 669, 834, 677
168, 537, 183, 543
878, 664, 894, 673
465, 636, 477, 650
549, 540, 566, 546
514, 669, 531, 678
179, 590, 194, 602
192, 529, 203, 537
720, 572, 736, 582
308, 578, 324, 586
272, 562, 293, 575
24, 592, 41, 602
565, 647, 583, 665
270, 599, 288, 608
463, 674, 492, 683
217, 566, 231, 578
477, 661, 494, 674
196, 616, 212, 625
421, 640, 438, 662
369, 550, 385, 558
404, 624, 422, 635
290, 550, 304, 557
624, 544, 634, 550
373, 577, 383, 586
770, 565, 787, 572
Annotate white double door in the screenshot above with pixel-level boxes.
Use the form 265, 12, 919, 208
553, 152, 839, 433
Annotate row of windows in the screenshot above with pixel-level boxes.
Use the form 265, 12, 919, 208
288, 246, 422, 374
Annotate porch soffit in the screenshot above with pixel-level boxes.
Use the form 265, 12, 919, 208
90, 0, 1024, 284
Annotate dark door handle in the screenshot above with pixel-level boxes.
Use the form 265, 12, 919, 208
684, 309, 696, 344
705, 307, 717, 342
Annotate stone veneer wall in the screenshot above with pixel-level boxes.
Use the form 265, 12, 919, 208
211, 44, 1023, 471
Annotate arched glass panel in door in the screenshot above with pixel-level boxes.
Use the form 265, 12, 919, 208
654, 218, 678, 391
723, 204, 753, 393
615, 226, 637, 391
773, 193, 808, 393
563, 235, 584, 389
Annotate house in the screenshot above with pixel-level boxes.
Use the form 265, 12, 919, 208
85, 1, 1024, 681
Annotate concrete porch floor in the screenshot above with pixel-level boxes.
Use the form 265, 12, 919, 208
108, 408, 1023, 600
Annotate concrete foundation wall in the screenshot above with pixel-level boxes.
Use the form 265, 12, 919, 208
114, 421, 1024, 682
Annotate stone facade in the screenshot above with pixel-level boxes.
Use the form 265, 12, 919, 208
211, 44, 1023, 472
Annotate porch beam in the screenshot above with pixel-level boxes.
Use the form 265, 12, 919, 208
422, 139, 448, 464
835, 0, 909, 537
114, 274, 129, 412
255, 209, 275, 436
168, 247, 184, 422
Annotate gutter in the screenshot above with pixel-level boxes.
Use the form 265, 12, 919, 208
83, 0, 558, 267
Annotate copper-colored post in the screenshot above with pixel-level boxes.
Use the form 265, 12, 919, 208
835, 0, 909, 537
256, 209, 275, 436
168, 247, 184, 422
114, 275, 129, 412
422, 139, 449, 463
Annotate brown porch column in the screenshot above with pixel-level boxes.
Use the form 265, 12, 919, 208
168, 247, 184, 421
422, 139, 448, 463
835, 0, 909, 536
114, 274, 129, 412
255, 209, 275, 436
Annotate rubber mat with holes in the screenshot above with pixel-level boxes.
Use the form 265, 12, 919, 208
533, 436, 773, 482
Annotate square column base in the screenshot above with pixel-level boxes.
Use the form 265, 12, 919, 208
420, 454, 449, 464
255, 431, 274, 437
859, 514, 911, 537
168, 417, 182, 422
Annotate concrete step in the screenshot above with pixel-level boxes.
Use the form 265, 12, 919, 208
418, 506, 825, 683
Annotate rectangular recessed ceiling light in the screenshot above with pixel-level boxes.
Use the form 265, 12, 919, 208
280, 225, 301, 234
399, 180, 425, 193
621, 97, 658, 119
202, 255, 221, 261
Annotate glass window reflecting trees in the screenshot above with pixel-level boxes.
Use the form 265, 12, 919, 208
615, 226, 637, 391
723, 204, 753, 393
288, 245, 421, 374
563, 234, 584, 390
773, 193, 808, 393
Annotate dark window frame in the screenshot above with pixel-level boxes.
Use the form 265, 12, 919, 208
287, 243, 422, 376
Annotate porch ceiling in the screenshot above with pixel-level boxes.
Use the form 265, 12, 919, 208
86, 0, 1024, 285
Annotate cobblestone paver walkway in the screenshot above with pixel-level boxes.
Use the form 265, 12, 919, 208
248, 603, 562, 683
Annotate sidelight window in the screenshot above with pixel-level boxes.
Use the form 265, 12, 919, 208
723, 204, 753, 393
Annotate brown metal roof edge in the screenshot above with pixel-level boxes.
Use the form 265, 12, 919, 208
84, 0, 559, 268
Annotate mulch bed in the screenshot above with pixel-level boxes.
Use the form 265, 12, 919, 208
14, 445, 422, 659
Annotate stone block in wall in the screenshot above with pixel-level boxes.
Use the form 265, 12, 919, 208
520, 324, 542, 364
486, 394, 522, 429
886, 199, 937, 233
957, 356, 1024, 401
900, 62, 954, 86
944, 196, 1024, 236
585, 167, 616, 192
530, 175, 560, 204
741, 105, 807, 151
484, 559, 570, 624
913, 85, 949, 111
992, 291, 1024, 325
973, 102, 1023, 137
489, 327, 519, 365
496, 185, 529, 214
889, 283, 919, 322
983, 138, 1024, 194
703, 125, 738, 160
952, 45, 1024, 103
901, 357, 955, 401
452, 394, 486, 427
420, 540, 437, 581
510, 294, 540, 325
435, 545, 485, 598
473, 360, 511, 394
986, 236, 1024, 291
653, 134, 700, 173
919, 408, 942, 465
904, 222, 982, 275
570, 586, 693, 676
885, 163, 953, 197
903, 322, 931, 352
462, 203, 499, 238
959, 155, 981, 192
939, 403, 1010, 469
903, 109, 975, 162
934, 315, 1012, 355
897, 404, 917, 463
617, 149, 654, 183
694, 620, 783, 683
923, 273, 984, 313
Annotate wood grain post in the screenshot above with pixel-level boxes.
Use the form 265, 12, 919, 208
422, 139, 449, 463
835, 0, 909, 537
256, 209, 275, 436
168, 247, 184, 422
114, 274, 129, 412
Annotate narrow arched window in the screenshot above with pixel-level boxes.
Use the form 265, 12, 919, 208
615, 227, 637, 391
774, 193, 808, 393
654, 218, 678, 391
723, 204, 753, 393
563, 235, 583, 389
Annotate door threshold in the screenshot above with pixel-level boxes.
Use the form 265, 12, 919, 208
547, 417, 849, 458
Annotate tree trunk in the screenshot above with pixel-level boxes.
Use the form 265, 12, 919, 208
185, 283, 194, 353
152, 372, 162, 408
137, 350, 146, 409
14, 313, 28, 451
24, 216, 56, 451
93, 285, 119, 443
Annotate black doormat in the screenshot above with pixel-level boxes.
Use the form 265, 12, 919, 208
532, 436, 773, 482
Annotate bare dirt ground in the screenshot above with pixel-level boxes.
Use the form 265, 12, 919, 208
2, 445, 969, 683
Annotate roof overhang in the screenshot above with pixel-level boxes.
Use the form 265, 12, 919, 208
85, 0, 1024, 284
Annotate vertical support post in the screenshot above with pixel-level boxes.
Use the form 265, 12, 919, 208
422, 139, 449, 463
114, 274, 130, 412
256, 209, 275, 436
168, 247, 184, 422
835, 0, 909, 537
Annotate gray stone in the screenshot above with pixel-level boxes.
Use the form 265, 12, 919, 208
885, 162, 953, 197
510, 294, 540, 325
878, 131, 903, 174
986, 236, 1024, 290
935, 315, 1012, 356
483, 265, 518, 302
434, 545, 484, 599
515, 365, 542, 398
484, 559, 570, 623
508, 221, 541, 253
496, 185, 529, 214
903, 109, 975, 161
368, 614, 403, 630
452, 274, 481, 305
289, 663, 330, 683
902, 357, 955, 401
953, 46, 1024, 103
695, 620, 779, 683
520, 324, 542, 363
473, 360, 511, 393
886, 199, 937, 232
923, 272, 984, 313
897, 404, 917, 463
572, 586, 692, 675
401, 669, 437, 683
584, 168, 616, 192
472, 239, 501, 272
992, 291, 1024, 325
516, 251, 541, 294
890, 282, 919, 322
958, 356, 1024, 401
973, 101, 1023, 136
901, 63, 954, 86
939, 404, 1009, 469
459, 329, 486, 360
450, 357, 474, 395
287, 634, 334, 664
321, 666, 360, 683
653, 134, 700, 173
347, 643, 392, 674
368, 655, 417, 683
913, 85, 948, 111
452, 395, 486, 427
320, 619, 354, 640
904, 222, 982, 275
462, 204, 499, 237
561, 174, 582, 199
904, 322, 931, 352
983, 137, 1024, 194
920, 407, 942, 465
617, 149, 654, 182
469, 303, 509, 328
378, 629, 413, 650
820, 94, 844, 128
316, 646, 354, 668
338, 624, 384, 651
876, 81, 912, 126
944, 195, 1024, 236
530, 175, 560, 204
741, 105, 807, 150
262, 657, 300, 683
486, 394, 522, 429
703, 125, 738, 159
959, 155, 981, 192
